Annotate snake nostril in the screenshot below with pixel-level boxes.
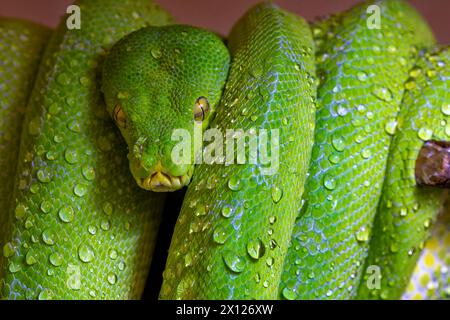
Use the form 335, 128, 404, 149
132, 136, 147, 159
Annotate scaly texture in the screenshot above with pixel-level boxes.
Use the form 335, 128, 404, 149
0, 0, 172, 300
280, 0, 435, 300
160, 3, 316, 299
102, 25, 230, 192
0, 19, 51, 274
358, 47, 450, 299
403, 192, 450, 300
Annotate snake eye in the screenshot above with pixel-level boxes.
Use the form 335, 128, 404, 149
113, 105, 127, 128
193, 97, 210, 122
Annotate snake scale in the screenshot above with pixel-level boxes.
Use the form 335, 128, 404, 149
0, 0, 449, 300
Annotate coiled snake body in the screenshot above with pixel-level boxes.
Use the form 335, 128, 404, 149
0, 0, 449, 300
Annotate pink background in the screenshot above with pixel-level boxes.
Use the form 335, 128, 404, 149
0, 0, 449, 44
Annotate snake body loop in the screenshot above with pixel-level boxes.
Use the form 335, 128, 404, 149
1, 0, 449, 300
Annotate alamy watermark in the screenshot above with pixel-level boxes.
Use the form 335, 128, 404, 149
171, 123, 280, 175
66, 5, 81, 30
367, 5, 381, 30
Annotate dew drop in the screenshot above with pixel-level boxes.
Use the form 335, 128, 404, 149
46, 151, 57, 161
222, 251, 246, 273
15, 204, 27, 220
404, 79, 416, 90
67, 120, 81, 133
49, 252, 63, 267
78, 244, 95, 263
64, 148, 79, 164
102, 202, 113, 216
194, 204, 207, 217
81, 165, 95, 181
331, 135, 345, 152
8, 261, 21, 273
390, 243, 398, 253
357, 104, 366, 113
25, 250, 37, 265
266, 257, 274, 267
37, 168, 52, 183
357, 71, 368, 81
206, 175, 217, 189
3, 242, 15, 258
247, 238, 265, 260
38, 289, 53, 300
385, 119, 397, 135
53, 135, 63, 143
271, 185, 283, 203
48, 103, 60, 115
107, 273, 117, 285
88, 225, 97, 235
212, 226, 228, 244
400, 208, 408, 217
42, 229, 56, 246
418, 127, 433, 141
100, 219, 111, 231
74, 184, 87, 197
324, 175, 336, 190
79, 76, 90, 87
221, 206, 233, 218
30, 184, 39, 194
24, 218, 33, 230
372, 87, 393, 102
151, 47, 162, 59
355, 226, 370, 242
409, 66, 422, 78
56, 73, 70, 86
387, 45, 397, 54
109, 249, 118, 260
228, 176, 241, 191
398, 57, 407, 66
441, 103, 450, 116
329, 154, 340, 164
427, 68, 437, 78
337, 104, 348, 116
361, 148, 372, 159
58, 206, 74, 223
282, 287, 296, 300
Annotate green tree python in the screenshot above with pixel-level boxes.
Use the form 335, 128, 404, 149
0, 0, 449, 300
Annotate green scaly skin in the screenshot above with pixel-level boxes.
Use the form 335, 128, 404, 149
0, 0, 172, 300
1, 0, 448, 300
358, 46, 450, 300
280, 0, 436, 300
0, 19, 51, 282
157, 3, 316, 299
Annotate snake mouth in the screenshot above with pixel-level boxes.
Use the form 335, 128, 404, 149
139, 171, 191, 192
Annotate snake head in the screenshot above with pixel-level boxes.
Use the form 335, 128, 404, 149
102, 25, 230, 192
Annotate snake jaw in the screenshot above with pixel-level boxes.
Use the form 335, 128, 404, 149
139, 171, 191, 192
